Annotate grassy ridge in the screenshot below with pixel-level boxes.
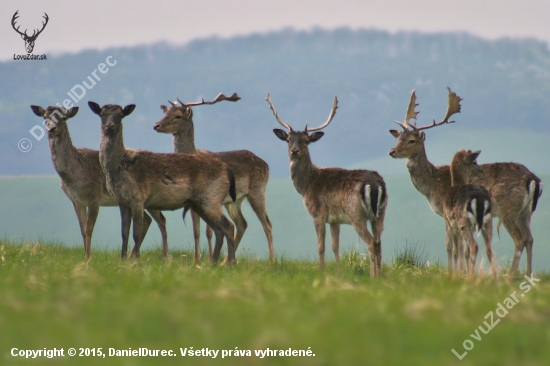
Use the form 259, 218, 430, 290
1, 241, 549, 366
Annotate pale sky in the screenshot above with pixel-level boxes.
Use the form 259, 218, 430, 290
1, 0, 549, 61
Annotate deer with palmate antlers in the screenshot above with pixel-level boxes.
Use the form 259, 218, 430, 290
88, 102, 237, 263
268, 94, 387, 276
154, 93, 274, 264
389, 88, 542, 276
30, 105, 168, 258
445, 149, 497, 277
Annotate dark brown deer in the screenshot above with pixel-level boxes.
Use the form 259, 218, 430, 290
88, 102, 236, 263
12, 11, 48, 53
154, 93, 274, 264
268, 94, 387, 276
30, 105, 168, 258
389, 88, 542, 276
444, 149, 496, 277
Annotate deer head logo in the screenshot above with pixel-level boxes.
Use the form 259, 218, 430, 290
12, 11, 49, 54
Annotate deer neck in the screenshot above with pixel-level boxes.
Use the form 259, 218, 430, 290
450, 164, 468, 187
405, 145, 440, 198
173, 122, 196, 154
48, 128, 79, 176
99, 127, 126, 174
289, 150, 319, 195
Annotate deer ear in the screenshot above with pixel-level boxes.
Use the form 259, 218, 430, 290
273, 129, 288, 141
308, 132, 324, 144
30, 105, 45, 117
185, 107, 193, 119
419, 131, 426, 142
66, 107, 79, 119
123, 104, 136, 117
160, 105, 169, 113
389, 129, 401, 138
469, 150, 481, 162
88, 101, 101, 115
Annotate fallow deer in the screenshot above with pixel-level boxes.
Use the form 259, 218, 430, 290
88, 102, 237, 263
268, 94, 387, 276
30, 105, 168, 258
154, 93, 274, 264
389, 88, 542, 276
444, 149, 496, 277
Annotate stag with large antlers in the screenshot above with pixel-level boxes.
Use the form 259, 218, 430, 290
389, 88, 542, 276
154, 93, 274, 264
89, 102, 236, 263
30, 105, 168, 259
12, 11, 49, 54
268, 94, 387, 276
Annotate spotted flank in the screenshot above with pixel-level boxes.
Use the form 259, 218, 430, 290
361, 183, 385, 217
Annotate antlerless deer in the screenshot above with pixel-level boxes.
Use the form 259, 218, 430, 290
389, 88, 542, 276
268, 94, 387, 276
88, 102, 237, 263
30, 105, 168, 258
154, 93, 274, 264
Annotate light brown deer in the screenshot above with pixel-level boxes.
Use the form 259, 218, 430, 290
445, 149, 496, 277
268, 94, 387, 276
389, 88, 542, 276
30, 105, 168, 258
88, 102, 236, 263
154, 93, 274, 264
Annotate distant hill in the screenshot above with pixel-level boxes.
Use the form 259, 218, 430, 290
1, 28, 550, 177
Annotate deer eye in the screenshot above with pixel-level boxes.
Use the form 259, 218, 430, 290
408, 139, 415, 144
174, 115, 181, 119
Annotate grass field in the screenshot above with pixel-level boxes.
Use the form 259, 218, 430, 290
1, 240, 549, 366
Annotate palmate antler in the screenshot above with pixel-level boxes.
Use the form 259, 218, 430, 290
395, 87, 462, 131
177, 93, 241, 108
266, 94, 338, 132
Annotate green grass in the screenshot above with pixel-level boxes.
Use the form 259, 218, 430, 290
1, 240, 550, 366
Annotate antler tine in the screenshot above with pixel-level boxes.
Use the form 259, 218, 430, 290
394, 89, 419, 130
179, 93, 241, 107
167, 99, 178, 107
265, 93, 292, 131
306, 96, 338, 132
414, 87, 462, 131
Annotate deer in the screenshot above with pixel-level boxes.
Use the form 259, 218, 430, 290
389, 87, 543, 276
444, 149, 497, 277
267, 94, 387, 276
153, 93, 274, 265
88, 102, 237, 263
30, 105, 168, 259
12, 11, 49, 54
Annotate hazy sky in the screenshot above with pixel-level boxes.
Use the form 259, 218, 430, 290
2, 0, 549, 60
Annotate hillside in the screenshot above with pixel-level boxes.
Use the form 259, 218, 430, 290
1, 28, 550, 178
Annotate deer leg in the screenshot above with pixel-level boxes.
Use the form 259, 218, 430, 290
205, 225, 213, 260
119, 204, 131, 259
129, 205, 147, 258
371, 208, 386, 277
195, 205, 235, 265
190, 210, 202, 264
455, 230, 466, 275
147, 209, 168, 258
481, 221, 497, 278
444, 221, 454, 274
501, 216, 524, 277
519, 213, 534, 276
247, 193, 275, 261
84, 204, 100, 259
350, 219, 376, 277
329, 223, 341, 270
222, 198, 247, 265
460, 226, 478, 279
71, 202, 88, 255
313, 219, 326, 271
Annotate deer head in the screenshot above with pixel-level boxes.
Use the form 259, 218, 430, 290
88, 102, 136, 136
12, 11, 49, 54
268, 94, 338, 160
389, 87, 462, 159
153, 93, 240, 134
30, 105, 79, 136
450, 149, 484, 186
